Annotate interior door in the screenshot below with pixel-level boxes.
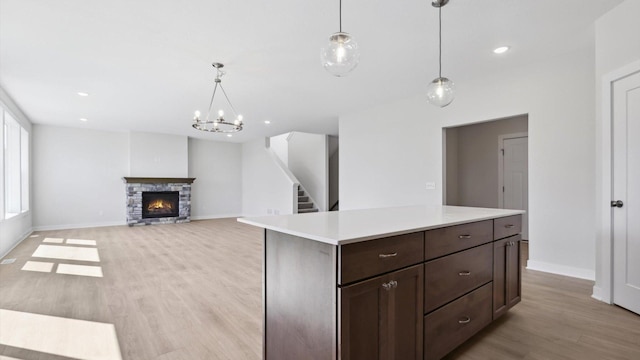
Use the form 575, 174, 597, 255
612, 69, 640, 315
502, 136, 529, 240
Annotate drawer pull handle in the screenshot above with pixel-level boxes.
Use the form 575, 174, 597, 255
382, 280, 398, 291
459, 271, 471, 276
505, 224, 515, 228
458, 234, 472, 239
458, 317, 471, 324
379, 252, 398, 258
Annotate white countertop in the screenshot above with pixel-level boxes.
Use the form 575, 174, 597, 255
238, 205, 525, 245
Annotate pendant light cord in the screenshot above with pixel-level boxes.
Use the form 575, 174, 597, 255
339, 0, 342, 32
438, 6, 442, 78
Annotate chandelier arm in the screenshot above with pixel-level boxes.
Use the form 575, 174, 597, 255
439, 6, 442, 79
219, 84, 239, 118
206, 82, 219, 121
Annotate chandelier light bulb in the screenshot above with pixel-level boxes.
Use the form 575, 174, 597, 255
194, 110, 201, 119
238, 114, 243, 121
218, 109, 224, 117
321, 32, 360, 77
426, 77, 455, 107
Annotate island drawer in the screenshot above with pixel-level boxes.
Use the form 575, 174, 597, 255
339, 232, 424, 284
424, 243, 493, 313
424, 282, 493, 360
494, 215, 522, 240
424, 220, 493, 261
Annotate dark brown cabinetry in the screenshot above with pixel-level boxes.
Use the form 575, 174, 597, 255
262, 214, 522, 360
493, 235, 522, 319
341, 264, 424, 360
424, 283, 493, 360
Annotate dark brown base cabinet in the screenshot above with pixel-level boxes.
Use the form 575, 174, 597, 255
263, 215, 522, 360
341, 264, 424, 359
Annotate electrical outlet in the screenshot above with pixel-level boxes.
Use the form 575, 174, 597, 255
274, 209, 280, 215
426, 182, 436, 190
267, 209, 273, 215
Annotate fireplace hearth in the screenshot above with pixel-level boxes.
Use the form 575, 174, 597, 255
123, 177, 195, 226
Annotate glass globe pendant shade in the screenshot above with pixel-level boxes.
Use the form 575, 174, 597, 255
426, 77, 455, 107
321, 32, 360, 77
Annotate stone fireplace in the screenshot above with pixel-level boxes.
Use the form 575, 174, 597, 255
123, 177, 195, 226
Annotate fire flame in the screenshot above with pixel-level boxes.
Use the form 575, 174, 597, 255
148, 200, 173, 211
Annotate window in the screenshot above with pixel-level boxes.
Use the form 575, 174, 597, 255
2, 108, 29, 219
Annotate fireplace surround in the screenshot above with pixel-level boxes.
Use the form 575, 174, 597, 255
123, 177, 195, 226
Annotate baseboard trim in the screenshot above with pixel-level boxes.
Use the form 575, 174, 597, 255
592, 285, 604, 302
191, 214, 243, 221
33, 221, 126, 231
1, 227, 34, 259
526, 260, 595, 281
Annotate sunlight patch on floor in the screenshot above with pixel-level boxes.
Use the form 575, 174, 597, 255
0, 309, 122, 360
42, 238, 63, 244
0, 355, 24, 360
66, 239, 97, 246
20, 261, 54, 273
32, 245, 100, 262
56, 263, 103, 278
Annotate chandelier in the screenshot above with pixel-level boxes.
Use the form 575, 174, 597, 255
426, 0, 455, 107
192, 62, 243, 133
320, 0, 360, 77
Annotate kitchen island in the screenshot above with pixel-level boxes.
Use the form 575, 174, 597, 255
239, 205, 524, 360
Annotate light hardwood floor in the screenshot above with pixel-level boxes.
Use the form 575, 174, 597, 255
1, 220, 639, 360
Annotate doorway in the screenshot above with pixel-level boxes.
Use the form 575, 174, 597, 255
598, 60, 640, 314
444, 115, 529, 240
611, 66, 640, 315
499, 134, 529, 240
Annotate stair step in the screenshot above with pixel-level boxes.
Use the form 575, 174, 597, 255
298, 208, 319, 213
298, 196, 309, 202
298, 202, 313, 209
298, 190, 304, 196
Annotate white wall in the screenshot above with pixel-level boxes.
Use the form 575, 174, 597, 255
455, 116, 528, 208
129, 131, 188, 177
188, 138, 242, 219
270, 133, 289, 166
242, 139, 295, 216
288, 132, 328, 211
0, 87, 32, 258
341, 46, 596, 280
594, 0, 640, 295
32, 125, 129, 230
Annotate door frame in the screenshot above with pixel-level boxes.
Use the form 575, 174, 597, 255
596, 59, 640, 304
497, 132, 528, 209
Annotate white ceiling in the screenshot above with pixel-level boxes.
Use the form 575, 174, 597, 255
0, 0, 623, 143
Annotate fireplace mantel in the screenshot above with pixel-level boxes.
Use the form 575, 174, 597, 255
122, 177, 196, 184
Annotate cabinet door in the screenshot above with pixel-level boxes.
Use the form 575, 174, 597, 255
493, 235, 521, 319
340, 264, 423, 360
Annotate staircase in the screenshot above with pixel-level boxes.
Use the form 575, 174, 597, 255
297, 186, 318, 213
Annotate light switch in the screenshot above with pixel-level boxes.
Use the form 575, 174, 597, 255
426, 182, 436, 190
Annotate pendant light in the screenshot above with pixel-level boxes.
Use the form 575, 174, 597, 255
426, 0, 455, 107
321, 0, 360, 77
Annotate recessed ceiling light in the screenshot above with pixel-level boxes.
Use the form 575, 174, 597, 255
80, 118, 88, 122
493, 46, 510, 54
264, 120, 271, 125
77, 92, 89, 97
226, 134, 233, 138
